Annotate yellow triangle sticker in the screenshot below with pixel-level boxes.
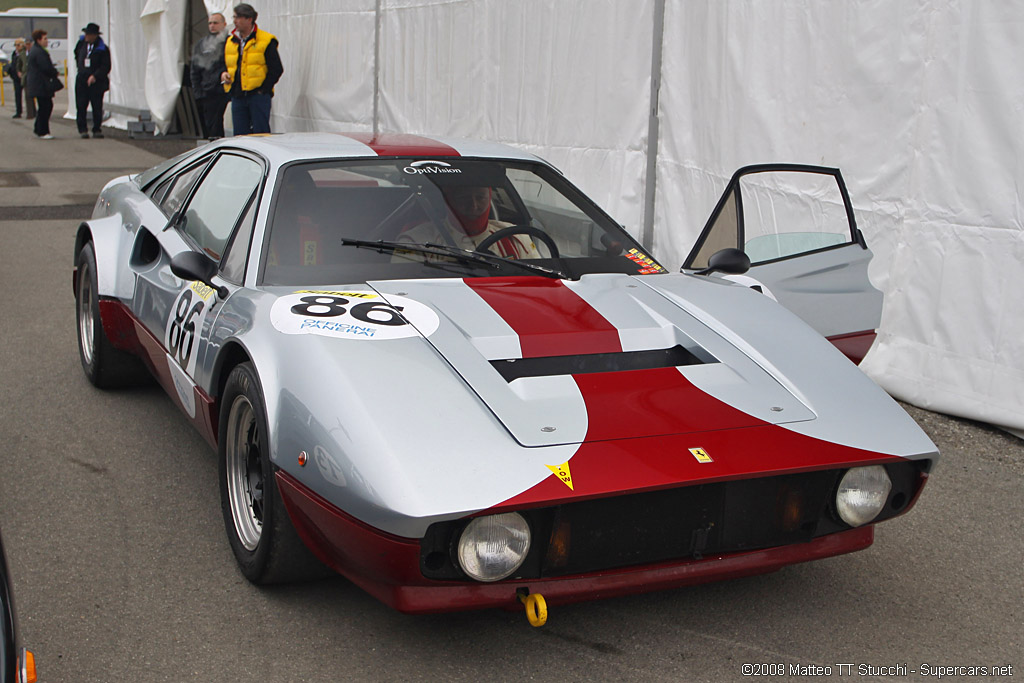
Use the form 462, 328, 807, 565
546, 462, 574, 490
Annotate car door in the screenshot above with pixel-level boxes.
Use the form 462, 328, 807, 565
131, 150, 265, 413
682, 164, 882, 363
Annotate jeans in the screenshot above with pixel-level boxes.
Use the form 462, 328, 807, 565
231, 92, 272, 135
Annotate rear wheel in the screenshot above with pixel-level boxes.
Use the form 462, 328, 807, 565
219, 362, 328, 583
75, 242, 148, 388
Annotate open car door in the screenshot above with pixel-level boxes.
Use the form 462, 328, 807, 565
682, 164, 882, 364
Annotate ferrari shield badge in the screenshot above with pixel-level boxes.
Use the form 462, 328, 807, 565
689, 447, 713, 463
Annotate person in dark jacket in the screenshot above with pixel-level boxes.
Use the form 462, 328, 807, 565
74, 22, 111, 138
7, 38, 27, 118
26, 29, 58, 139
190, 12, 229, 138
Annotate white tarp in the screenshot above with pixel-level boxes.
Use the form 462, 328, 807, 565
656, 1, 1024, 434
139, 0, 187, 132
66, 0, 1024, 434
68, 0, 150, 129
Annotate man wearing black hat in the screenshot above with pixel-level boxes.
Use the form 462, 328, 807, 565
74, 22, 111, 139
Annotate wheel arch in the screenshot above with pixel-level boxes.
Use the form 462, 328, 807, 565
75, 214, 135, 300
211, 340, 255, 441
73, 223, 93, 298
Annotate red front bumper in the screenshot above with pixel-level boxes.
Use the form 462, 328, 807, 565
276, 471, 875, 615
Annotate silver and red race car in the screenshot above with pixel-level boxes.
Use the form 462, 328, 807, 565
73, 133, 937, 624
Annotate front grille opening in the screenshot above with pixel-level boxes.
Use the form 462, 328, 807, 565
419, 461, 928, 582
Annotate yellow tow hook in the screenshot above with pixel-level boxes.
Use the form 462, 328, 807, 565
518, 589, 548, 627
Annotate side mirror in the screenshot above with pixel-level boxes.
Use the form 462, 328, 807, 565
170, 251, 229, 299
693, 248, 751, 276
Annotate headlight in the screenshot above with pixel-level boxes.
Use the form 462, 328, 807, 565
457, 512, 531, 582
836, 465, 892, 527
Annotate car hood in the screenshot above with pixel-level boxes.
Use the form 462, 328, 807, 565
365, 274, 816, 447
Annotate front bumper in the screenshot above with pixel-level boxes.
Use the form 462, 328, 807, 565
277, 470, 884, 614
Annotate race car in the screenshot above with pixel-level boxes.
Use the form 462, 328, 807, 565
73, 133, 937, 625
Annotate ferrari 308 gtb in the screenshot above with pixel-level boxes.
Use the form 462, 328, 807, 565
73, 133, 937, 624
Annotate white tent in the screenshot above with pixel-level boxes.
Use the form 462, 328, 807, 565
67, 0, 1024, 436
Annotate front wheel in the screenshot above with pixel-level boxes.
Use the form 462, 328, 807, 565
219, 362, 328, 584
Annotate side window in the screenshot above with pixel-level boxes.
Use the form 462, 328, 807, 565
180, 155, 263, 260
148, 176, 174, 205
685, 167, 856, 269
160, 161, 209, 217
739, 171, 851, 263
220, 191, 259, 283
687, 184, 740, 270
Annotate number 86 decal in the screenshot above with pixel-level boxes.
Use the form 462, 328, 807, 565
270, 291, 441, 341
290, 295, 406, 325
166, 285, 214, 375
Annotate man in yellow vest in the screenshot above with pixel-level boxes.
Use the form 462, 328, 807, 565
219, 3, 283, 135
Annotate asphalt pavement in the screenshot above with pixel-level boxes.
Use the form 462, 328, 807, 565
0, 92, 1021, 682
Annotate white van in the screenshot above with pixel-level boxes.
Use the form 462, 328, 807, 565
0, 7, 69, 73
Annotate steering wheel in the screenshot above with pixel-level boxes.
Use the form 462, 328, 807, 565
475, 225, 560, 259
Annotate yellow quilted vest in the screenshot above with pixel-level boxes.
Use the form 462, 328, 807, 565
224, 28, 275, 93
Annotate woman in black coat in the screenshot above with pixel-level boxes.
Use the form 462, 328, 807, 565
26, 29, 59, 139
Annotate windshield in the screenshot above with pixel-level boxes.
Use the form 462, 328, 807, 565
259, 158, 665, 285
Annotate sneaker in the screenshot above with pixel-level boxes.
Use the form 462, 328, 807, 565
80, 132, 90, 139
93, 131, 104, 139
37, 134, 55, 140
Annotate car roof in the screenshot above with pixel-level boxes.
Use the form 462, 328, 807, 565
214, 132, 545, 167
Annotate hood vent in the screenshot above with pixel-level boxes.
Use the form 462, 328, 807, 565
489, 344, 715, 382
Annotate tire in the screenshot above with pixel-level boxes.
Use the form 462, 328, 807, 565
75, 242, 149, 388
219, 362, 328, 584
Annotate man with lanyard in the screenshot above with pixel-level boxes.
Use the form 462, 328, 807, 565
74, 22, 111, 138
219, 3, 283, 135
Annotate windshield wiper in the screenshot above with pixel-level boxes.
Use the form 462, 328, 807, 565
340, 238, 568, 279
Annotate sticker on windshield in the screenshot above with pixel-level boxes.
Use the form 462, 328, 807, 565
402, 160, 462, 175
270, 290, 440, 340
625, 248, 666, 274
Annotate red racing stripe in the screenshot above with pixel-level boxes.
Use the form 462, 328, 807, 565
340, 133, 460, 157
495, 368, 904, 509
465, 277, 621, 357
574, 367, 762, 442
495, 420, 904, 511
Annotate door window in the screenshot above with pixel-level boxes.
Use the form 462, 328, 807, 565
219, 192, 259, 283
180, 155, 263, 260
685, 166, 857, 268
160, 161, 209, 216
739, 171, 851, 263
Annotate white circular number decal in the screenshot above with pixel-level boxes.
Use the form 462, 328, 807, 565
270, 290, 439, 340
165, 281, 216, 375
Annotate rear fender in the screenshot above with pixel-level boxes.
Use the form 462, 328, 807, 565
76, 214, 136, 301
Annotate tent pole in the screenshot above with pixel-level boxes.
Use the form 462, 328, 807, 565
641, 0, 666, 251
373, 0, 383, 137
